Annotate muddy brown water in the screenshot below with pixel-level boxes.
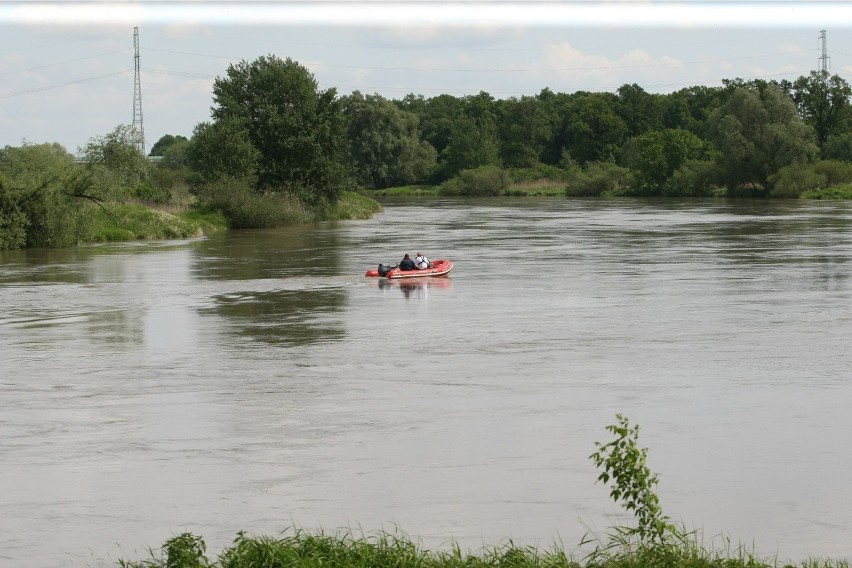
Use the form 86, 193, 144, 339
1, 198, 851, 566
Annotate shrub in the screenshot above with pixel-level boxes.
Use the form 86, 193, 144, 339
510, 163, 569, 183
192, 176, 311, 229
565, 162, 634, 197
666, 159, 721, 197
813, 160, 852, 186
438, 165, 511, 197
768, 165, 827, 198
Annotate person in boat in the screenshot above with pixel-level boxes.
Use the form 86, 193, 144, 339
414, 252, 431, 269
398, 253, 416, 271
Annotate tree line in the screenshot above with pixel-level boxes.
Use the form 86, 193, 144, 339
175, 55, 852, 199
3, 54, 852, 249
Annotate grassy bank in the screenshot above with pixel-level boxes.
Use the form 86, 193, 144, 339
82, 190, 380, 244
118, 417, 849, 568
87, 204, 228, 242
118, 527, 849, 568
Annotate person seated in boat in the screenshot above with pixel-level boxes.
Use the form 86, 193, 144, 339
398, 253, 416, 271
414, 252, 431, 269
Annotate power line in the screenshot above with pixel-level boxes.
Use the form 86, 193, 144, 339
0, 48, 130, 77
0, 70, 130, 99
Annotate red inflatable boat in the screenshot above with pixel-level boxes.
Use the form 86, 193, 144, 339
365, 259, 454, 279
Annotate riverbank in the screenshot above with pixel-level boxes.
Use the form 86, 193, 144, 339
78, 190, 382, 244
118, 528, 850, 568
363, 180, 852, 200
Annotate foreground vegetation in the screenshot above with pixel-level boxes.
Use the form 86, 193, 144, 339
118, 416, 849, 568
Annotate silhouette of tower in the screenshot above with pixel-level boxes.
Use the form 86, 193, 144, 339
132, 26, 145, 155
819, 29, 830, 73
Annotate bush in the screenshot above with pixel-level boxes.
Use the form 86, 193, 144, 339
318, 191, 383, 221
438, 165, 511, 197
666, 159, 721, 197
813, 160, 852, 186
565, 162, 634, 197
509, 163, 568, 183
192, 176, 311, 229
768, 165, 827, 198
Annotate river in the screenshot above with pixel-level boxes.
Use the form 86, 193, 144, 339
1, 198, 850, 566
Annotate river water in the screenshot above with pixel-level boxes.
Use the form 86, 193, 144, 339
1, 198, 851, 567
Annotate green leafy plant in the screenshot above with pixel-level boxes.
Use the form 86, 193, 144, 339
588, 414, 685, 559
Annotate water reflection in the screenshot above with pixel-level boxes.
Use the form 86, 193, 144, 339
203, 289, 345, 345
376, 277, 453, 299
190, 226, 343, 280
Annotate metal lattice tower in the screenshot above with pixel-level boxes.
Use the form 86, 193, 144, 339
132, 26, 145, 155
819, 29, 830, 73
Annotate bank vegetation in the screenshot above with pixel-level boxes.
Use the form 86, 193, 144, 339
4, 55, 852, 250
118, 416, 848, 568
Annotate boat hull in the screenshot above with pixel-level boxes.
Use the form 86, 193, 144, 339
365, 259, 453, 279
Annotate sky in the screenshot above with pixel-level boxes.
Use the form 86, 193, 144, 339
3, 1, 852, 155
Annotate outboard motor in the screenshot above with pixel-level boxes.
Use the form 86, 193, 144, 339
377, 263, 393, 277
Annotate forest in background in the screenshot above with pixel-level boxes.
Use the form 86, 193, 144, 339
3, 54, 852, 250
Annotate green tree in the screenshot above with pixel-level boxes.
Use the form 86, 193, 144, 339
149, 134, 189, 157
707, 84, 818, 192
555, 93, 628, 165
207, 54, 355, 206
79, 124, 151, 200
661, 85, 722, 135
0, 142, 91, 248
615, 83, 664, 137
186, 118, 260, 184
497, 95, 552, 168
791, 70, 852, 152
343, 92, 436, 188
433, 92, 501, 181
409, 93, 465, 159
625, 128, 710, 193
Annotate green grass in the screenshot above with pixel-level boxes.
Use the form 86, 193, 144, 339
366, 179, 566, 198
364, 185, 441, 198
503, 180, 566, 197
117, 528, 850, 568
800, 184, 852, 199
87, 203, 228, 242
323, 191, 384, 220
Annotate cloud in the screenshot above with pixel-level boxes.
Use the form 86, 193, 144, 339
544, 42, 683, 80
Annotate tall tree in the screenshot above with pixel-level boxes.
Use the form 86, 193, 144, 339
661, 85, 722, 136
497, 95, 552, 168
186, 118, 259, 183
790, 71, 852, 152
438, 92, 501, 180
624, 128, 710, 192
149, 134, 189, 157
206, 55, 354, 205
343, 92, 437, 188
555, 92, 627, 165
616, 83, 664, 137
79, 124, 151, 200
707, 84, 818, 192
